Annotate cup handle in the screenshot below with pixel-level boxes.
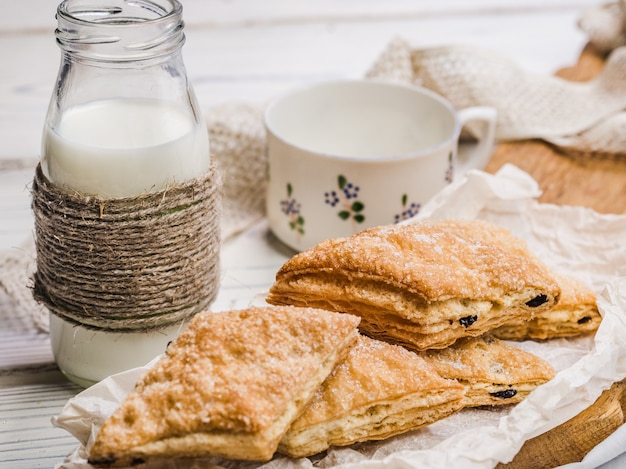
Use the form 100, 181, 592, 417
456, 106, 498, 176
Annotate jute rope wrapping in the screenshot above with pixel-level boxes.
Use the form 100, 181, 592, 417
31, 162, 221, 332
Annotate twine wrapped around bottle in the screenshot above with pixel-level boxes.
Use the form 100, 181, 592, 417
31, 162, 221, 332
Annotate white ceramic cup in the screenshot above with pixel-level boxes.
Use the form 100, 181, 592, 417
265, 79, 497, 251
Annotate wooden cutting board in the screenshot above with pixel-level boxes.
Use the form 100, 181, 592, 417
499, 381, 626, 468
488, 44, 626, 468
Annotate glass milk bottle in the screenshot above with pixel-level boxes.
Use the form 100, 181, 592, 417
38, 0, 212, 387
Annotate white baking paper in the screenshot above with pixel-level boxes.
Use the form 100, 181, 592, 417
52, 164, 626, 469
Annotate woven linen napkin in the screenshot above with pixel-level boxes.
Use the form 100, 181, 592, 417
366, 37, 626, 160
578, 0, 626, 53
364, 1, 626, 159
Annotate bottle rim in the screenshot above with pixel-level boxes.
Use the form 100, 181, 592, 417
57, 0, 182, 27
55, 0, 185, 61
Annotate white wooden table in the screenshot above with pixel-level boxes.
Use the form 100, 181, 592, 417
1, 1, 624, 467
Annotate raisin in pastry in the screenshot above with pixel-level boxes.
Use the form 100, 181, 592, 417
421, 336, 555, 407
88, 306, 360, 467
491, 274, 600, 340
278, 335, 465, 458
266, 219, 561, 351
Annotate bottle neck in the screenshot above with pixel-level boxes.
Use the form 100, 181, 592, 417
49, 0, 192, 116
55, 0, 185, 64
42, 0, 211, 197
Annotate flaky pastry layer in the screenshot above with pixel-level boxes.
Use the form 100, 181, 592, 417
88, 306, 360, 467
268, 219, 561, 350
421, 336, 555, 407
492, 274, 601, 340
279, 336, 465, 458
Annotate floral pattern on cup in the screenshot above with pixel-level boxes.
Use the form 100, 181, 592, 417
394, 194, 421, 223
324, 175, 366, 230
280, 183, 305, 237
445, 151, 454, 183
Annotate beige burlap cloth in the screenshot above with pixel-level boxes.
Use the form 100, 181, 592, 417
2, 1, 625, 333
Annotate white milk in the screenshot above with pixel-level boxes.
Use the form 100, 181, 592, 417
280, 107, 447, 158
42, 98, 210, 197
41, 98, 210, 387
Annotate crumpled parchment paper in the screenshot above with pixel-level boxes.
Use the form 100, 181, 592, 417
52, 164, 626, 469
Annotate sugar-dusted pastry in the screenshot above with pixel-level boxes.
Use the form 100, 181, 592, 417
421, 335, 555, 407
88, 306, 360, 467
278, 335, 465, 458
491, 274, 601, 340
266, 219, 561, 351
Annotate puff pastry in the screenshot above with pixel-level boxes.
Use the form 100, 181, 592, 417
278, 335, 465, 458
421, 335, 555, 407
491, 274, 601, 340
267, 219, 561, 351
88, 306, 360, 467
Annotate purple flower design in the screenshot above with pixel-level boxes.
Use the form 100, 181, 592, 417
394, 194, 421, 223
342, 182, 360, 199
325, 175, 365, 225
281, 183, 305, 236
324, 190, 340, 207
